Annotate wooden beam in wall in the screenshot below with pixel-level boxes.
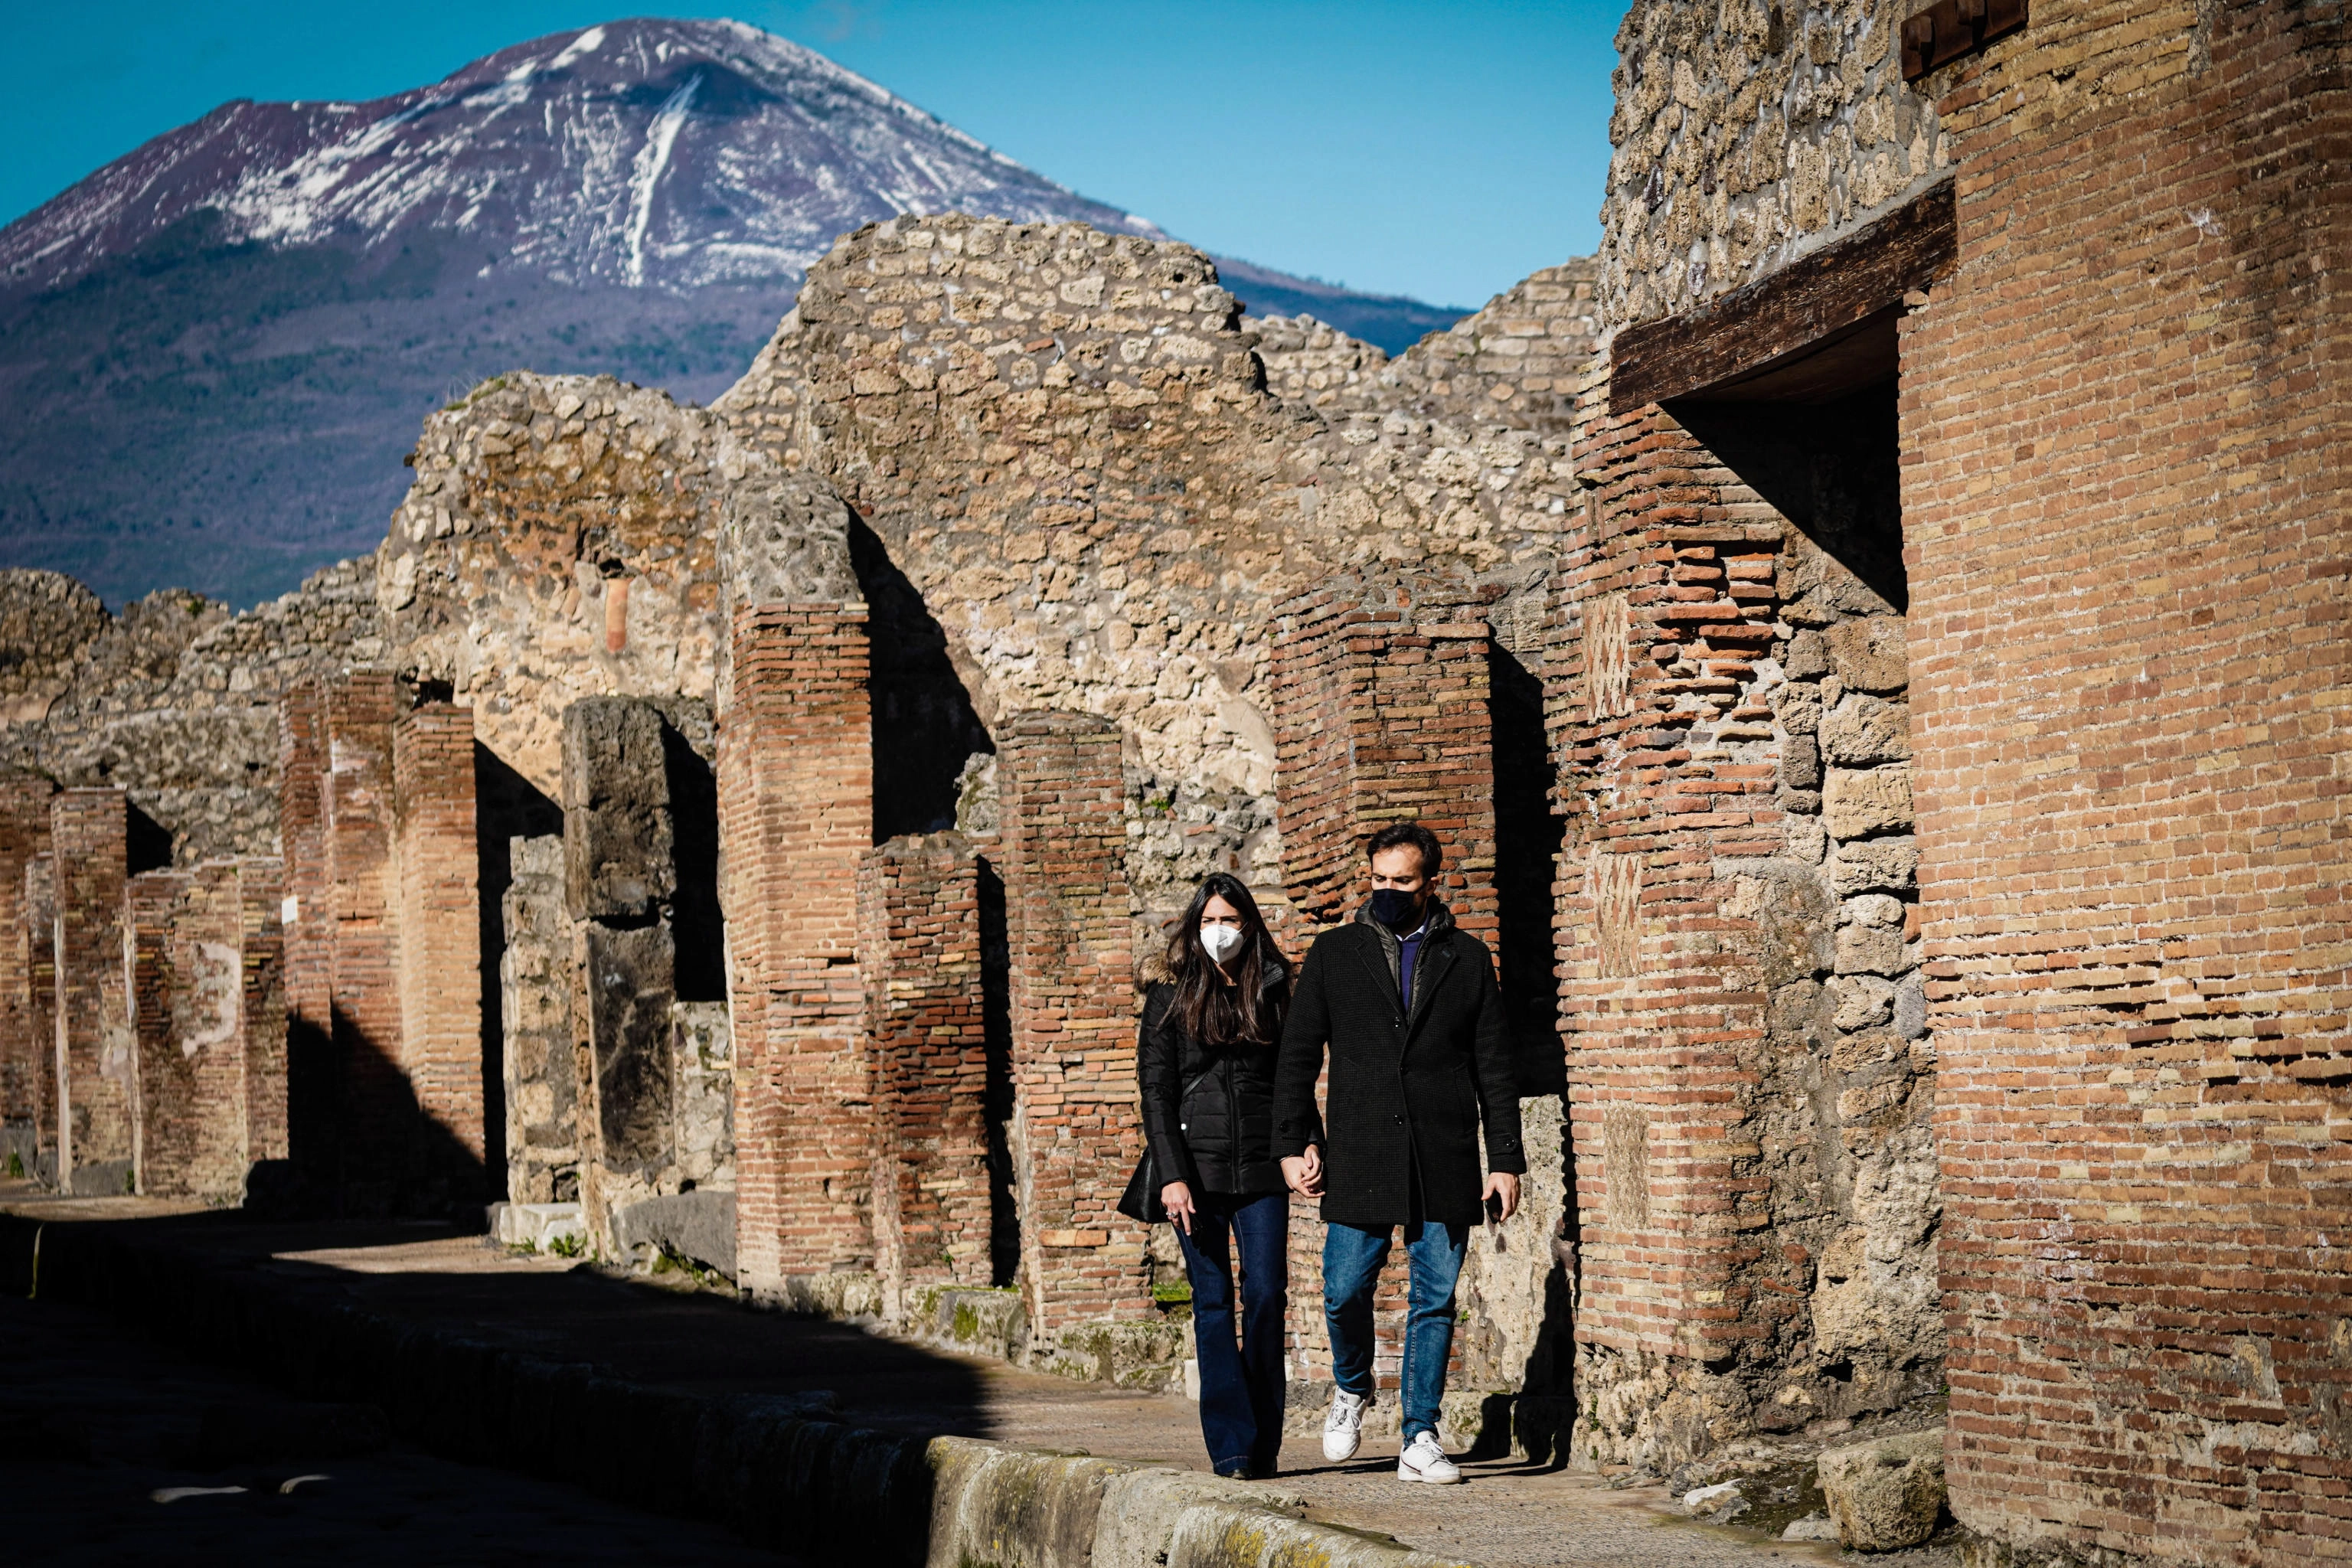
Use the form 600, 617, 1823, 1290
1609, 180, 1958, 415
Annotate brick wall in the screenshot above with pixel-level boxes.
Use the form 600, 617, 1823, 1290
860, 833, 994, 1311
237, 858, 288, 1166
393, 702, 485, 1175
0, 770, 54, 1161
995, 710, 1151, 1343
276, 681, 332, 1182
322, 672, 409, 1210
51, 789, 132, 1192
23, 853, 56, 1177
1269, 592, 1499, 943
500, 834, 576, 1202
128, 864, 254, 1200
719, 604, 874, 1297
1903, 2, 2351, 1560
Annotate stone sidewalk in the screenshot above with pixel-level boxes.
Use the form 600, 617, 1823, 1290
0, 1187, 1828, 1568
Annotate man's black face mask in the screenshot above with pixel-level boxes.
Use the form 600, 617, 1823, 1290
1370, 887, 1423, 931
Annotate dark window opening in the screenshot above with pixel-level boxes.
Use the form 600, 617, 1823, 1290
1664, 306, 1907, 612
658, 722, 725, 1002
976, 855, 1019, 1288
1490, 643, 1566, 1096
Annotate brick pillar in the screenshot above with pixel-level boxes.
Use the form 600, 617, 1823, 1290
394, 702, 485, 1181
996, 710, 1148, 1342
51, 789, 132, 1194
276, 681, 333, 1184
719, 604, 873, 1299
322, 671, 406, 1210
23, 854, 56, 1181
0, 769, 55, 1174
237, 858, 289, 1167
132, 864, 261, 1200
861, 833, 993, 1313
1269, 593, 1498, 941
1268, 594, 1501, 1389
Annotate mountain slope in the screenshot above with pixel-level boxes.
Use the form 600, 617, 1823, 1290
0, 18, 1465, 606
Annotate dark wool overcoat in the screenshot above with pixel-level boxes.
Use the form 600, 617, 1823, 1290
1272, 900, 1525, 1227
1136, 962, 1290, 1197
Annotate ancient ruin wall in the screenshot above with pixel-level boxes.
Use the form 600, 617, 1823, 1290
1902, 0, 2351, 1558
0, 561, 381, 866
374, 374, 741, 797
1601, 0, 1949, 330
717, 216, 1587, 934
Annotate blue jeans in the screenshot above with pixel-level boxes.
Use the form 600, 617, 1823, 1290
1322, 1219, 1468, 1443
1175, 1191, 1290, 1475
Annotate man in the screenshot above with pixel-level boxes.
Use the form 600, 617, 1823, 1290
1273, 822, 1523, 1485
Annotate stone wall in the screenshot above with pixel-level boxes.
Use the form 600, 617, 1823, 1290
52, 789, 132, 1195
498, 835, 575, 1204
0, 771, 54, 1172
1599, 0, 1950, 330
0, 561, 381, 867
717, 217, 1592, 942
377, 374, 738, 799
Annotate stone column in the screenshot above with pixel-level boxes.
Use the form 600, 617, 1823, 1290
996, 710, 1151, 1352
720, 603, 874, 1305
23, 854, 56, 1184
861, 833, 994, 1313
394, 701, 485, 1184
563, 697, 679, 1256
499, 835, 576, 1204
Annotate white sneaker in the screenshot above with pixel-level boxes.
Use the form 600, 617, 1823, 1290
1398, 1431, 1462, 1484
1321, 1388, 1369, 1462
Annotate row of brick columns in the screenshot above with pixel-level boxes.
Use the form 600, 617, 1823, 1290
0, 779, 289, 1200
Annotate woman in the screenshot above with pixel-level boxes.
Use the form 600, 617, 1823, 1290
1137, 871, 1292, 1479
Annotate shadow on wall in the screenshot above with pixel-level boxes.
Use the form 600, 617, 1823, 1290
849, 517, 993, 842
276, 1018, 491, 1220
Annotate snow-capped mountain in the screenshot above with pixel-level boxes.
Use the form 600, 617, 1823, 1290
2, 18, 1161, 296
0, 18, 1463, 607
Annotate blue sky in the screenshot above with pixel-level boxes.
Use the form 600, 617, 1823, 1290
4, 2, 1623, 309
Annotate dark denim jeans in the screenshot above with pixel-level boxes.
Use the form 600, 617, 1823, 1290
1175, 1190, 1290, 1475
1321, 1218, 1468, 1443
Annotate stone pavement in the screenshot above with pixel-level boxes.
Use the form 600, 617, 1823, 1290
0, 1187, 1833, 1568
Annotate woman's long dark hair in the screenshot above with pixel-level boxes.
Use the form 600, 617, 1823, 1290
1164, 873, 1289, 1050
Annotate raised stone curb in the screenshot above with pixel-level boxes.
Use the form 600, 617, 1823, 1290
0, 1212, 1477, 1568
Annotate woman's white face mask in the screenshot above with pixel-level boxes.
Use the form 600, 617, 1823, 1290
1200, 923, 1246, 962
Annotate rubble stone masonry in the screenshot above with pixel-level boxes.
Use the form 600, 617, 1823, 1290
1901, 0, 2350, 1560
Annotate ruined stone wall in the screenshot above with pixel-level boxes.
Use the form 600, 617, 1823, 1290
375, 374, 739, 798
0, 772, 55, 1168
0, 561, 381, 866
1900, 0, 2351, 1559
52, 789, 132, 1194
717, 217, 1588, 943
1601, 0, 1949, 329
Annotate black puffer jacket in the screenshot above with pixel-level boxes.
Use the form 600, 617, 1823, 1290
1272, 898, 1524, 1227
1137, 966, 1290, 1197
